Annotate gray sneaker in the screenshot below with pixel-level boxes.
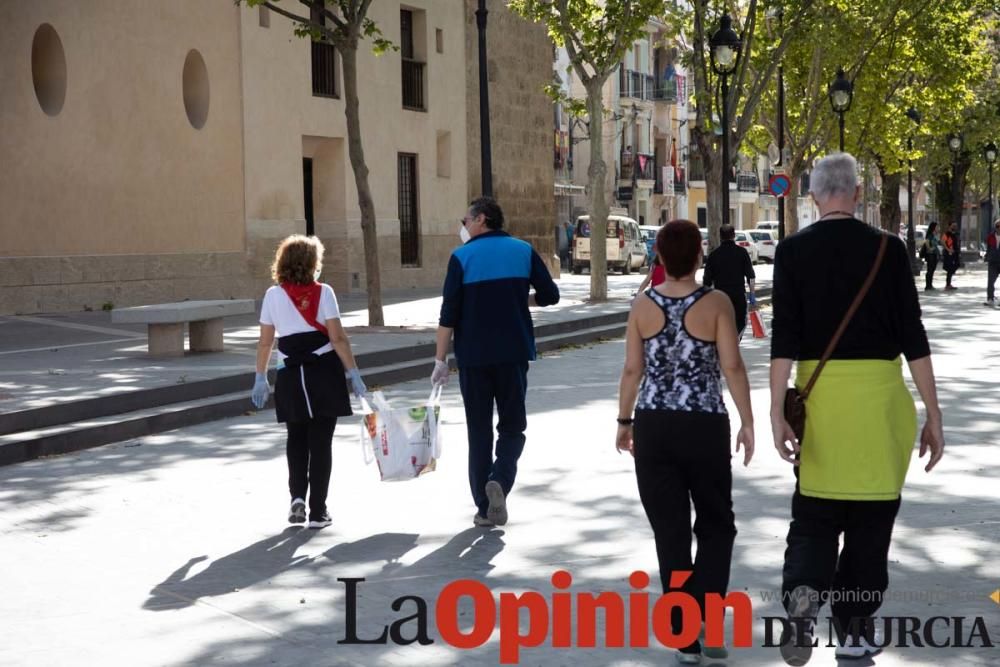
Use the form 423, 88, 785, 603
287, 498, 306, 524
473, 513, 495, 528
780, 585, 820, 666
700, 630, 728, 660
485, 480, 508, 526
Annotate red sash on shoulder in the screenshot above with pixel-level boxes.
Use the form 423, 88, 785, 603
280, 282, 329, 335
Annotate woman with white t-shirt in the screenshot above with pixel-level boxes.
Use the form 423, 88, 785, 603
251, 235, 367, 529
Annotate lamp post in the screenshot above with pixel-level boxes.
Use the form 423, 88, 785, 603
476, 0, 493, 197
710, 14, 741, 230
906, 107, 921, 276
828, 67, 853, 152
985, 142, 996, 245
766, 5, 786, 239
949, 133, 963, 237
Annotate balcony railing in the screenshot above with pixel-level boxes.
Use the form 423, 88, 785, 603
651, 79, 677, 102
620, 152, 656, 181
402, 58, 425, 110
620, 68, 656, 99
736, 171, 761, 193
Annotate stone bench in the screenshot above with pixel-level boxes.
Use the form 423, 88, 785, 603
112, 300, 255, 356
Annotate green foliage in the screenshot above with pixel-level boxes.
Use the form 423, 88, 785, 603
510, 0, 663, 85
239, 0, 396, 53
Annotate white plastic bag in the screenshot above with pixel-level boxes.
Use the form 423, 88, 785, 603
360, 386, 443, 481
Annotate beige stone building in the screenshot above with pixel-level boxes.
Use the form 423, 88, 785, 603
0, 0, 554, 315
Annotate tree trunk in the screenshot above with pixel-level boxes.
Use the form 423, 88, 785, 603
878, 166, 902, 233
692, 126, 720, 249
340, 43, 384, 326
585, 84, 609, 301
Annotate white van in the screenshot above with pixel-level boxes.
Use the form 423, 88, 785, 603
756, 221, 780, 232
572, 215, 647, 275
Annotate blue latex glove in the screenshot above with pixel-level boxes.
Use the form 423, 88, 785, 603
346, 368, 367, 398
748, 292, 757, 307
251, 372, 270, 409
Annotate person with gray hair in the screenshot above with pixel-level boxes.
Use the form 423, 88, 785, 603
808, 152, 860, 202
769, 152, 944, 662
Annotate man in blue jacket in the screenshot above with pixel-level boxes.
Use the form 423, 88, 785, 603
432, 196, 560, 527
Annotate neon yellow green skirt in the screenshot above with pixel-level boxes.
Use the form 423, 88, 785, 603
796, 357, 917, 501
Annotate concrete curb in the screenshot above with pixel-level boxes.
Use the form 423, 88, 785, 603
0, 290, 772, 467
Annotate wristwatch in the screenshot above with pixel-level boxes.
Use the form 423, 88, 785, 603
616, 417, 634, 426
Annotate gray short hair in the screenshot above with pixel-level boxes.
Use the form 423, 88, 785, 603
810, 153, 859, 201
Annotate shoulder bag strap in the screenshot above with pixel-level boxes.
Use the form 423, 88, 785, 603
799, 232, 889, 401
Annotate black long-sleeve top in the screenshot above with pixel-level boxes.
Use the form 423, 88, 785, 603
703, 241, 756, 293
770, 218, 931, 362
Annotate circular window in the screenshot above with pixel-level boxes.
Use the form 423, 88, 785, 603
31, 24, 67, 116
182, 49, 210, 129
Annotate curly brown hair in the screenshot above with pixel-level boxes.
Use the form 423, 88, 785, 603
271, 235, 324, 285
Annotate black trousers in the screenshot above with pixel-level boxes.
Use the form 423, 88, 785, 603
634, 410, 735, 650
782, 489, 901, 632
944, 254, 959, 286
458, 363, 529, 517
987, 262, 1000, 301
924, 254, 938, 289
285, 416, 337, 518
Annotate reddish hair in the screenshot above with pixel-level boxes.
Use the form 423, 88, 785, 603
656, 219, 702, 278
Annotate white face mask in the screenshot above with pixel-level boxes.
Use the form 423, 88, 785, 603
459, 225, 471, 244
314, 268, 322, 282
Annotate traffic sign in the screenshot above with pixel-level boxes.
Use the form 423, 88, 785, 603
769, 174, 791, 198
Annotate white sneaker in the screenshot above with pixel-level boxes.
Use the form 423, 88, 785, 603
674, 651, 701, 664
287, 498, 306, 524
835, 627, 884, 659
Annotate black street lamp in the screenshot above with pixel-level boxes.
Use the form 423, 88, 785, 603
766, 5, 786, 240
828, 67, 853, 152
710, 14, 741, 230
985, 142, 997, 244
949, 133, 963, 236
476, 0, 493, 197
905, 107, 921, 276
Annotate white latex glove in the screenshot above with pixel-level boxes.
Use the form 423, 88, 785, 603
431, 359, 450, 386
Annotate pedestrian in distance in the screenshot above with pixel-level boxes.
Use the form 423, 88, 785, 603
251, 235, 367, 529
984, 219, 1000, 307
636, 253, 666, 294
562, 220, 574, 270
920, 221, 941, 291
616, 219, 755, 665
769, 153, 945, 663
703, 224, 757, 338
433, 197, 560, 528
942, 221, 960, 290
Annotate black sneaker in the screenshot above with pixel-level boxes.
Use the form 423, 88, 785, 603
288, 498, 306, 524
308, 512, 332, 529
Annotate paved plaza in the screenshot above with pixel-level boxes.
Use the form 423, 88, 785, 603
0, 268, 998, 666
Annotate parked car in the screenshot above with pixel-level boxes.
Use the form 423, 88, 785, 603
735, 231, 760, 264
747, 229, 778, 263
572, 215, 648, 275
639, 225, 661, 265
